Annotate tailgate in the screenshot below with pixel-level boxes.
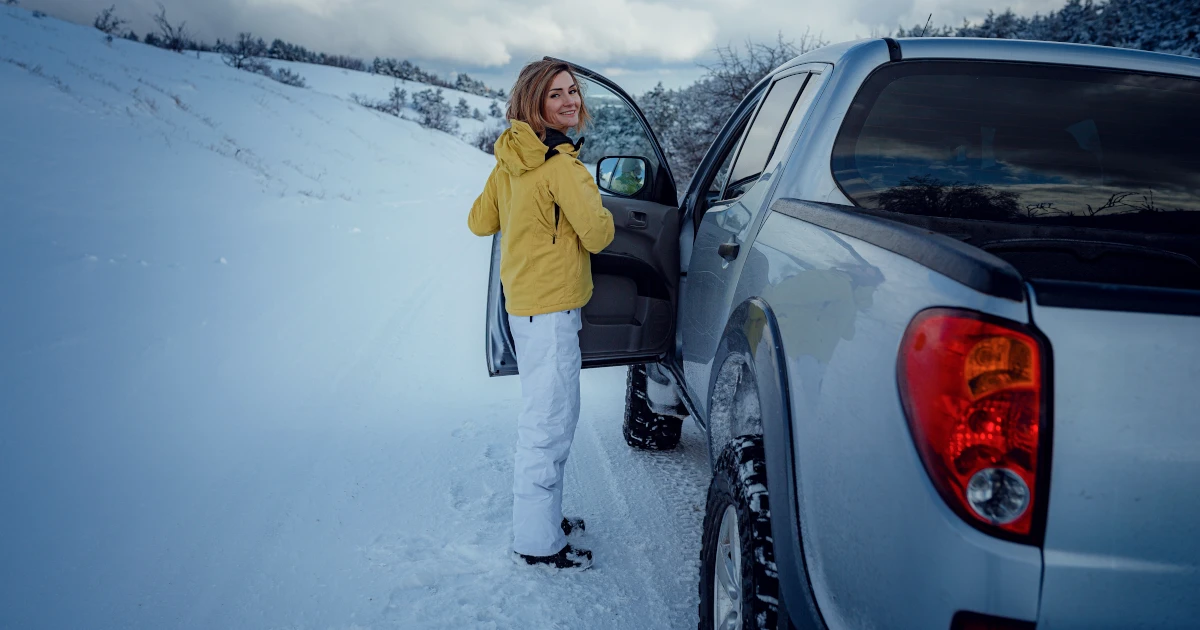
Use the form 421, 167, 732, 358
1030, 284, 1200, 628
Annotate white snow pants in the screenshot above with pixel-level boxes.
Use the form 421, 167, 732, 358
508, 308, 582, 557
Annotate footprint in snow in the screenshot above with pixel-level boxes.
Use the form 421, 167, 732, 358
483, 444, 512, 473
450, 421, 479, 441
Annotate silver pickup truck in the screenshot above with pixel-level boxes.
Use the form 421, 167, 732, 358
485, 38, 1200, 630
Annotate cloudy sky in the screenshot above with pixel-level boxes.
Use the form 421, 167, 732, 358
25, 0, 1063, 94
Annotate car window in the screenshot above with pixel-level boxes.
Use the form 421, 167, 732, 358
832, 61, 1200, 233
723, 72, 809, 201
762, 72, 819, 176
575, 76, 661, 194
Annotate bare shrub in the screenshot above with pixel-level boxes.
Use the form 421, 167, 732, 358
271, 67, 306, 88
93, 5, 126, 35
150, 2, 190, 52
220, 32, 266, 70
471, 123, 505, 154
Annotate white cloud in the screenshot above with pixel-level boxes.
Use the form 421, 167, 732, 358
26, 0, 1066, 88
348, 1, 719, 67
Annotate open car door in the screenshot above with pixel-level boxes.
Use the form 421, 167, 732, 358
485, 58, 679, 376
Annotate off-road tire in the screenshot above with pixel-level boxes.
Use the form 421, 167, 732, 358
698, 436, 778, 630
622, 364, 683, 451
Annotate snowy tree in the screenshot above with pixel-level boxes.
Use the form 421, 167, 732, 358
471, 123, 506, 154
472, 108, 486, 121
260, 39, 365, 71
454, 73, 500, 97
386, 87, 406, 115
93, 5, 127, 35
412, 89, 458, 133
896, 0, 1199, 58
489, 101, 503, 118
454, 97, 471, 118
579, 100, 654, 166
640, 83, 678, 143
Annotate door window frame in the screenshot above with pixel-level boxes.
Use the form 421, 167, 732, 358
719, 70, 813, 202
685, 83, 766, 233
688, 68, 816, 231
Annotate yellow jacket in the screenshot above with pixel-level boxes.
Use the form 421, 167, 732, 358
468, 120, 615, 317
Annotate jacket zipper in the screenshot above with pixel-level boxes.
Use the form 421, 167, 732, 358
553, 204, 560, 244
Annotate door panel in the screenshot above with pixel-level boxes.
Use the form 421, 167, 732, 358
485, 198, 679, 376
580, 197, 679, 365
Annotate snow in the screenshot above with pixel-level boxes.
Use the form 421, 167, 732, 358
0, 7, 710, 629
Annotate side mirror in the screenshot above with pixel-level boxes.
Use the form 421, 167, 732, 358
596, 156, 651, 197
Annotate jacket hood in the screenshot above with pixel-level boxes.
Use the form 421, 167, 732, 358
493, 119, 582, 176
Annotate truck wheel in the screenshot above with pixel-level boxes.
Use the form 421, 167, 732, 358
622, 364, 683, 451
699, 436, 778, 630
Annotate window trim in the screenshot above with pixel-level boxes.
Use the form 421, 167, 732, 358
720, 70, 813, 202
689, 90, 761, 233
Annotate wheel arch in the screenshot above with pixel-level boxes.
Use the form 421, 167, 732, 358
708, 297, 827, 629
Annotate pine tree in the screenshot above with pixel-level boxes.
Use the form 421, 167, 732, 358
454, 97, 471, 118
388, 87, 406, 115
412, 89, 458, 133
896, 0, 1198, 57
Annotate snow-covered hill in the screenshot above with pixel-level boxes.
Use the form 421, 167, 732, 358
0, 7, 708, 629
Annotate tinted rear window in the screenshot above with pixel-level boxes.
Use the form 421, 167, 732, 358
832, 61, 1200, 234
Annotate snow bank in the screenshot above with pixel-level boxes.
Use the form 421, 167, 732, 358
0, 7, 708, 630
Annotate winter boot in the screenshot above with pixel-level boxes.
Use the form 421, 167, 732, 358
561, 517, 586, 537
513, 544, 593, 571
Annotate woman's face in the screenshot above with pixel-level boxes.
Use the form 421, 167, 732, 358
542, 71, 581, 132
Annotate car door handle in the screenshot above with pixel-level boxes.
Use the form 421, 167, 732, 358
628, 211, 648, 229
718, 241, 740, 262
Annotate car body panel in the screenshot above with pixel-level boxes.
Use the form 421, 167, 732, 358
751, 210, 1040, 629
1029, 294, 1200, 630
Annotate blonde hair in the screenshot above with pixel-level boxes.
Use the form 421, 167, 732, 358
506, 59, 591, 139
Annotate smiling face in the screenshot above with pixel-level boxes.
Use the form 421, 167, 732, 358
542, 71, 581, 133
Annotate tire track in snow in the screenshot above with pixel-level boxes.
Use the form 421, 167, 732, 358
564, 368, 712, 629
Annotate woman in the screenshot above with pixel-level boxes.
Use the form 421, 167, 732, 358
467, 60, 615, 571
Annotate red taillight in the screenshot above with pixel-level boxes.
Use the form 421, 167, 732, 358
899, 309, 1045, 539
